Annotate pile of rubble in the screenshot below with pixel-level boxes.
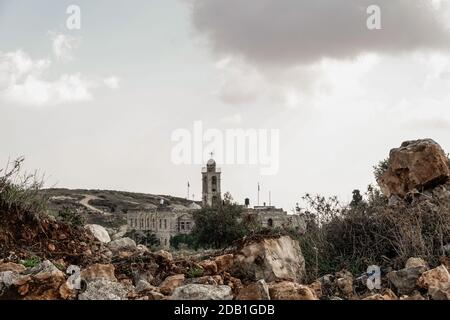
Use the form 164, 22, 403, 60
1, 227, 450, 300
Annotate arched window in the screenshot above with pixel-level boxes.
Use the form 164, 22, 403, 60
267, 218, 273, 227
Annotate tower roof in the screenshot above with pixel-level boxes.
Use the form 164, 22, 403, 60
207, 158, 216, 166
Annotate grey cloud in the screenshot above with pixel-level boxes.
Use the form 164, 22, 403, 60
190, 0, 450, 66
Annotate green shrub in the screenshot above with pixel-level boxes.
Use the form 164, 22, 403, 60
22, 256, 41, 268
57, 206, 85, 227
186, 266, 204, 278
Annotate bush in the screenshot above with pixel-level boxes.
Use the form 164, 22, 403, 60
0, 157, 47, 222
125, 229, 159, 248
190, 193, 258, 249
296, 184, 450, 281
57, 206, 85, 227
373, 158, 389, 183
170, 233, 199, 250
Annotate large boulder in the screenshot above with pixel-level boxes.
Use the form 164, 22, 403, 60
170, 284, 233, 300
107, 237, 136, 252
387, 258, 428, 295
378, 139, 450, 197
84, 224, 111, 244
232, 236, 305, 283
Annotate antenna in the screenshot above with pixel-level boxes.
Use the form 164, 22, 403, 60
269, 190, 271, 206
257, 182, 260, 206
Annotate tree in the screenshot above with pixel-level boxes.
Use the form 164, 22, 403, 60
190, 193, 254, 249
350, 189, 363, 208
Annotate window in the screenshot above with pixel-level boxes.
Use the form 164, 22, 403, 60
164, 219, 167, 229
180, 222, 185, 230
267, 218, 273, 227
159, 219, 162, 229
186, 222, 191, 230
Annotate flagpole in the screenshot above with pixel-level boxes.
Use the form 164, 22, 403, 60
187, 182, 190, 200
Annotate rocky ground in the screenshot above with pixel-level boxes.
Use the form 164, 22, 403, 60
1, 226, 450, 300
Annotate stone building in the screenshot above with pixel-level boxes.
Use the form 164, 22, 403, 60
127, 158, 305, 249
202, 159, 221, 207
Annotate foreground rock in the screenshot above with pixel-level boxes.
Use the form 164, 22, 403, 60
232, 236, 305, 283
159, 274, 185, 295
0, 260, 66, 300
84, 224, 111, 244
378, 139, 450, 198
268, 281, 317, 300
81, 263, 117, 283
418, 265, 450, 300
107, 237, 137, 253
78, 279, 127, 300
171, 284, 233, 300
387, 257, 428, 295
236, 279, 270, 300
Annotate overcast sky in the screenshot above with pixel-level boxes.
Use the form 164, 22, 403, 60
1, 0, 450, 211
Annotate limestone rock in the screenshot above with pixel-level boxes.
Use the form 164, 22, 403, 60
170, 284, 233, 300
308, 281, 323, 299
148, 291, 165, 300
387, 264, 427, 295
135, 280, 158, 293
0, 262, 26, 274
107, 237, 136, 252
85, 224, 111, 244
418, 265, 450, 290
214, 254, 234, 273
233, 236, 305, 283
416, 265, 450, 300
198, 260, 218, 275
78, 279, 127, 300
154, 250, 173, 261
159, 274, 185, 295
336, 270, 353, 297
405, 257, 428, 269
236, 279, 270, 300
362, 289, 398, 300
28, 260, 65, 281
268, 281, 317, 300
81, 264, 117, 283
186, 276, 221, 286
378, 139, 450, 197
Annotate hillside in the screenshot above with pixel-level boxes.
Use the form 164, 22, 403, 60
40, 188, 201, 228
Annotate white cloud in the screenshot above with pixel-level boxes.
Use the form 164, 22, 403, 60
103, 76, 120, 89
0, 50, 119, 107
51, 33, 80, 62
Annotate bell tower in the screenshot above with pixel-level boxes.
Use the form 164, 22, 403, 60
202, 157, 221, 207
